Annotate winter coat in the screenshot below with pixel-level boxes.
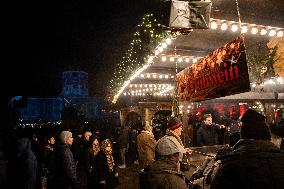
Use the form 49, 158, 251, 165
51, 141, 78, 189
137, 131, 156, 169
197, 123, 219, 146
145, 159, 188, 189
85, 147, 100, 189
11, 138, 38, 189
210, 139, 284, 189
90, 151, 119, 189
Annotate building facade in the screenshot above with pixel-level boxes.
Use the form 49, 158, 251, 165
18, 71, 101, 121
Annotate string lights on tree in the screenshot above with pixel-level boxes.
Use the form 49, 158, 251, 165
108, 13, 171, 101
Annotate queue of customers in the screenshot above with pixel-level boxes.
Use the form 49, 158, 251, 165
142, 109, 284, 189
1, 108, 284, 189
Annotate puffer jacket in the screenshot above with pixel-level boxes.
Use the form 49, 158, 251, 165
52, 141, 78, 189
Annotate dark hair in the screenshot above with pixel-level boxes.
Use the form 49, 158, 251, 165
203, 114, 212, 120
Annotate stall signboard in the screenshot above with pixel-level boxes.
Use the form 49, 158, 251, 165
177, 36, 251, 102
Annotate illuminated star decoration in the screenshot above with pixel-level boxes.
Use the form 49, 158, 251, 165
228, 54, 239, 64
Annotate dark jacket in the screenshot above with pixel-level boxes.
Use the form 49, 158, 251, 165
51, 141, 78, 189
90, 151, 119, 189
197, 123, 219, 146
210, 139, 284, 189
15, 138, 38, 189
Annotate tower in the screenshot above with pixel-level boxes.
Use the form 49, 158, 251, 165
62, 71, 88, 97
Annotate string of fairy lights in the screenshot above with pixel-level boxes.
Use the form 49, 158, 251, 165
109, 13, 171, 103
109, 15, 284, 104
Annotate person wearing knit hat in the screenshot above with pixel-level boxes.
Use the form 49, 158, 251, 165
166, 117, 192, 155
150, 116, 192, 176
167, 117, 183, 131
211, 109, 284, 189
144, 128, 191, 189
240, 109, 271, 140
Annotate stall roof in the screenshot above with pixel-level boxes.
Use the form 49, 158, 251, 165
116, 0, 284, 105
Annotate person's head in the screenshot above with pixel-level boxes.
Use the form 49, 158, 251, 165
89, 135, 100, 152
47, 135, 55, 145
101, 139, 112, 154
203, 114, 212, 126
143, 122, 153, 132
240, 109, 271, 140
155, 137, 184, 163
59, 131, 74, 145
83, 131, 92, 141
167, 117, 183, 136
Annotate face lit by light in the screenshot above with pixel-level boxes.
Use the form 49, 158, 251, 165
84, 131, 92, 141
66, 135, 74, 145
93, 139, 99, 146
174, 126, 183, 136
48, 137, 55, 145
105, 145, 112, 153
204, 117, 213, 126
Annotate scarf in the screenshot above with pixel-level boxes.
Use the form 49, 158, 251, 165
165, 129, 185, 148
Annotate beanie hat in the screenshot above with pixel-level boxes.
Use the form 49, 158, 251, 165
167, 117, 182, 130
59, 131, 72, 144
240, 109, 271, 140
155, 136, 184, 156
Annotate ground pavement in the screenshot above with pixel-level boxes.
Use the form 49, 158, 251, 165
116, 164, 140, 189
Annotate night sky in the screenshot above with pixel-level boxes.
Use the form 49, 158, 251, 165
1, 1, 154, 97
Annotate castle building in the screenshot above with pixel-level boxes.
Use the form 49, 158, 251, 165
18, 71, 101, 121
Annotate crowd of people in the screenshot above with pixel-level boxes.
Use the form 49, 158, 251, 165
1, 107, 284, 189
